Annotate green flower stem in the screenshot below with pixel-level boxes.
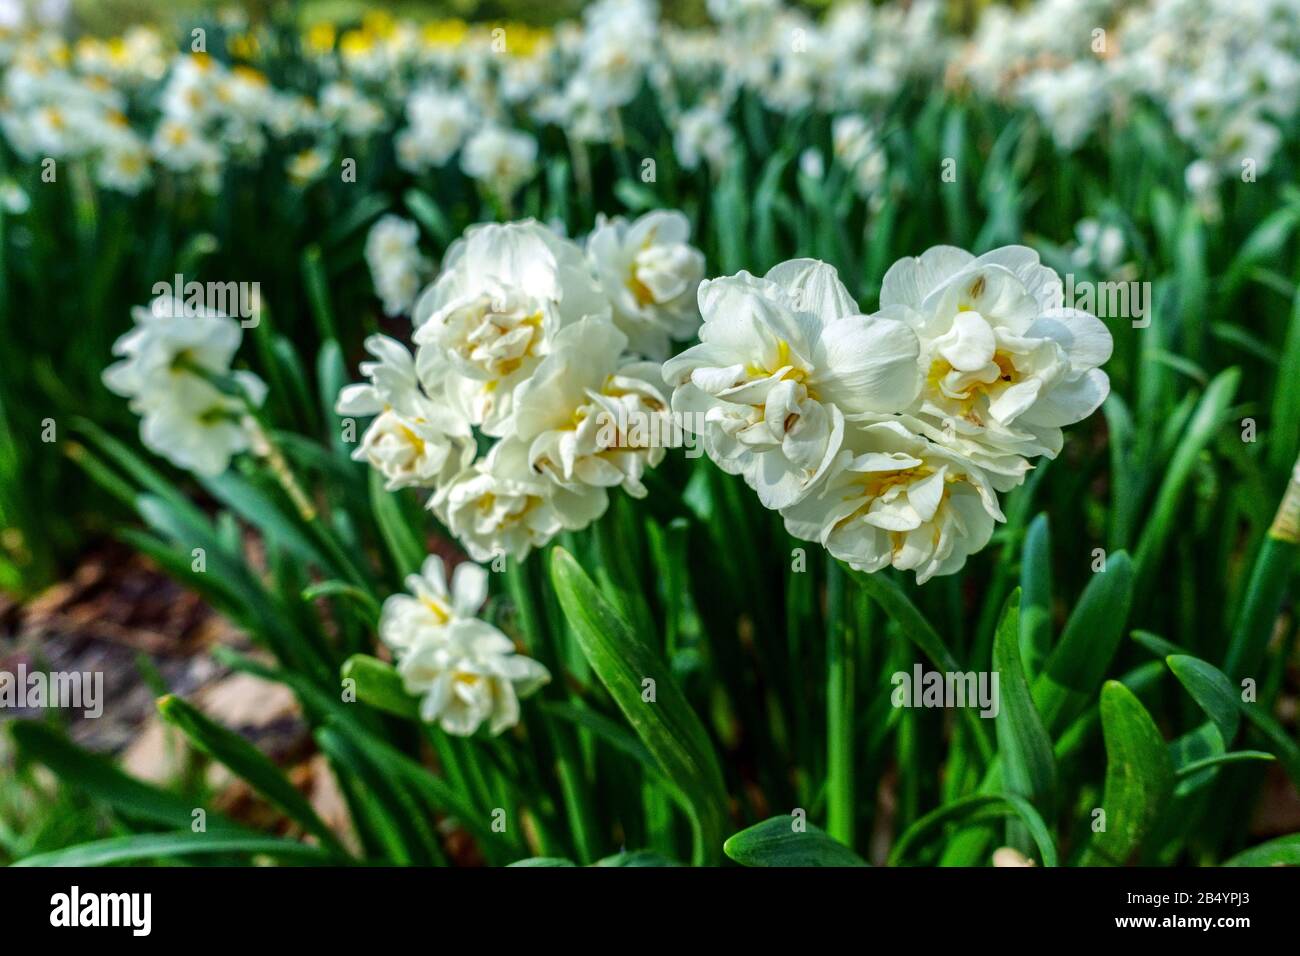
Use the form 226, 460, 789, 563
825, 557, 855, 847
243, 414, 317, 522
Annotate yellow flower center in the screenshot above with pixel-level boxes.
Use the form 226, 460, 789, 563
420, 597, 450, 624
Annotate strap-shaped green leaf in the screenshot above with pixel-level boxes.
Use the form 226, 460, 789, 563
890, 793, 1057, 867
13, 831, 332, 867
11, 721, 240, 834
1167, 654, 1239, 746
158, 695, 346, 856
993, 590, 1056, 817
1080, 682, 1173, 866
1033, 551, 1134, 735
549, 546, 727, 865
725, 816, 867, 867
1224, 833, 1300, 867
845, 565, 994, 762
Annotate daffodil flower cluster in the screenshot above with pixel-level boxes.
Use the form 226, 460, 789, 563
379, 555, 550, 736
665, 247, 1112, 583
102, 296, 268, 476
340, 213, 704, 564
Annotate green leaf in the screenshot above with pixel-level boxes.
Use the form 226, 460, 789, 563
593, 850, 681, 867
890, 793, 1058, 867
321, 192, 389, 248
1033, 552, 1134, 735
724, 816, 868, 867
549, 546, 727, 866
313, 725, 447, 865
13, 831, 332, 867
1269, 290, 1300, 474
1133, 368, 1241, 590
1225, 523, 1299, 680
319, 720, 508, 853
303, 580, 381, 624
1241, 705, 1300, 789
302, 245, 338, 341
1175, 751, 1274, 776
1223, 206, 1299, 298
992, 590, 1056, 816
1224, 833, 1300, 867
1166, 655, 1239, 745
404, 188, 454, 247
157, 695, 345, 855
340, 654, 419, 720
200, 470, 327, 570
843, 565, 994, 762
1131, 630, 1186, 659
507, 857, 577, 867
1080, 682, 1174, 866
10, 721, 239, 833
369, 468, 424, 577
1019, 514, 1053, 678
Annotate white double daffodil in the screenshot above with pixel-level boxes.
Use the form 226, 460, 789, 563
664, 259, 920, 510
103, 297, 267, 477
397, 617, 551, 737
512, 314, 675, 499
881, 245, 1113, 461
782, 419, 1004, 584
378, 554, 489, 654
586, 209, 705, 359
379, 554, 550, 736
430, 439, 609, 563
335, 334, 475, 492
412, 220, 610, 437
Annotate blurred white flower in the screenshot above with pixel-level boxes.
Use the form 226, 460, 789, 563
0, 179, 29, 214
831, 114, 887, 200
286, 146, 330, 186
586, 209, 704, 358
95, 126, 151, 195
364, 214, 430, 316
103, 297, 266, 476
798, 147, 825, 181
673, 100, 734, 173
395, 85, 475, 172
460, 125, 538, 205
1017, 62, 1107, 151
576, 0, 656, 111
397, 616, 550, 736
1071, 218, 1125, 274
379, 554, 488, 654
319, 81, 386, 137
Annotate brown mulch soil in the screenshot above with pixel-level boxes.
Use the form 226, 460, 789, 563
0, 541, 352, 847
